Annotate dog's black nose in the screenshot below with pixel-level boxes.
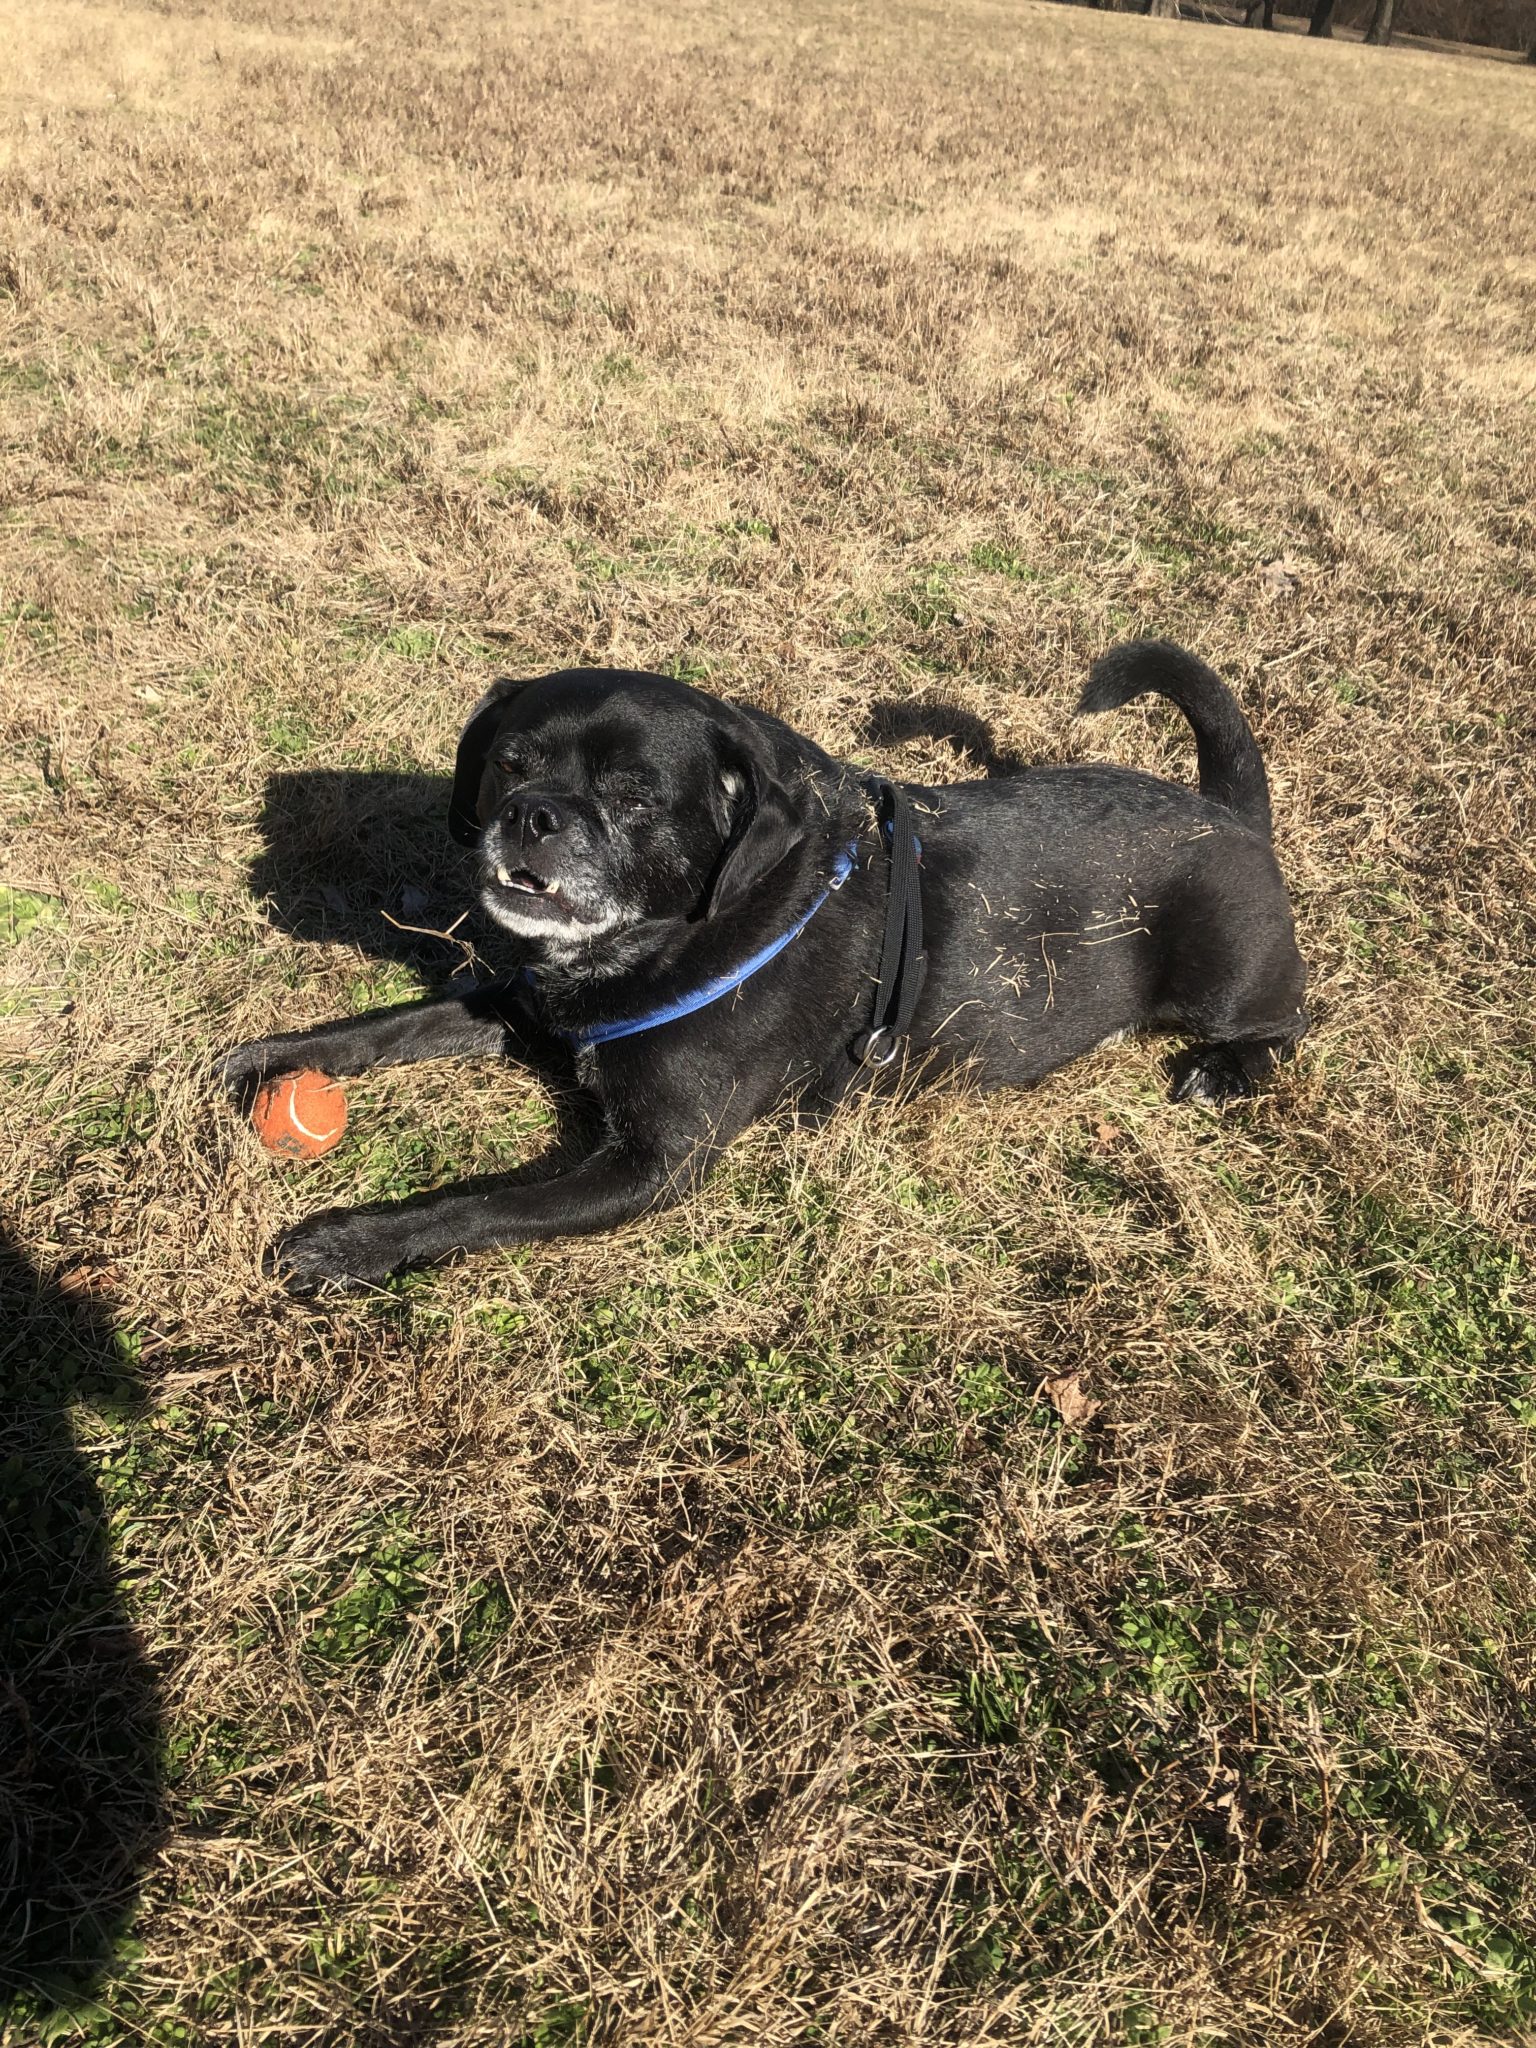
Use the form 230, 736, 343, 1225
504, 794, 565, 845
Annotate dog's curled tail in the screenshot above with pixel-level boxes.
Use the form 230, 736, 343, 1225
1078, 639, 1273, 841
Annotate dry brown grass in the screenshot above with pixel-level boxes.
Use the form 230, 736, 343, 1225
3, 0, 1536, 2041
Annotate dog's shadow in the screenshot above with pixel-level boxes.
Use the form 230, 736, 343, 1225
249, 771, 599, 1188
863, 699, 1021, 779
0, 1235, 165, 2012
251, 770, 496, 982
250, 706, 1015, 976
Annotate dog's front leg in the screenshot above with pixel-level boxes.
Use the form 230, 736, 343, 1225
219, 982, 549, 1105
270, 1139, 684, 1293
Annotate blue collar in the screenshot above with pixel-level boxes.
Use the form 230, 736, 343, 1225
544, 842, 858, 1050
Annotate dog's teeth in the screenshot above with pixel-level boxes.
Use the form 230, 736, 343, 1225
495, 863, 512, 885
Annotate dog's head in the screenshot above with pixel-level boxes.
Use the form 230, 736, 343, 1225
448, 670, 827, 954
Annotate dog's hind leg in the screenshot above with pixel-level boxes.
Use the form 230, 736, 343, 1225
1157, 844, 1309, 1106
1167, 929, 1309, 1105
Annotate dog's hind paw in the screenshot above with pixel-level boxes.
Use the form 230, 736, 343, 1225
1173, 1057, 1249, 1106
1170, 1038, 1289, 1107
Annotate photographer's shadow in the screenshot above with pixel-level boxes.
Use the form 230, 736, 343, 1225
0, 1236, 164, 2012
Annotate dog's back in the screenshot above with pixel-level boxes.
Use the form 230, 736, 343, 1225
900, 646, 1306, 1099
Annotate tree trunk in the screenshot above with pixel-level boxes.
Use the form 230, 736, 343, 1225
1145, 0, 1180, 16
1309, 0, 1337, 34
1244, 0, 1276, 24
1364, 0, 1396, 43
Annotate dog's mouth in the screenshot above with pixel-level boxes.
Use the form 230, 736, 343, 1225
483, 859, 591, 929
481, 846, 626, 939
492, 861, 560, 899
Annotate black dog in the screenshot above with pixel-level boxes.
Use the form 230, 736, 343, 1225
220, 640, 1307, 1291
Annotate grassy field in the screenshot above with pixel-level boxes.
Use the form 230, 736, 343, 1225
3, 0, 1535, 2041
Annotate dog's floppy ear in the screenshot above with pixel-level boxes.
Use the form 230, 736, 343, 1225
448, 678, 528, 846
698, 736, 804, 921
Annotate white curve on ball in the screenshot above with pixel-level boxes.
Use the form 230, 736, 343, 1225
283, 1079, 336, 1144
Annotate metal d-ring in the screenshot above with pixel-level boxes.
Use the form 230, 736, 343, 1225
855, 1027, 898, 1068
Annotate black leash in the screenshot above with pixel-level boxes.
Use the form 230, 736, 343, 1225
851, 779, 927, 1068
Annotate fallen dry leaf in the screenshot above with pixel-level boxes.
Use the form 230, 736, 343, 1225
57, 1263, 123, 1298
1259, 556, 1301, 599
1094, 1121, 1123, 1152
1042, 1372, 1102, 1428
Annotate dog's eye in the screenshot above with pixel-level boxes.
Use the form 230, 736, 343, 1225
496, 755, 527, 779
603, 779, 653, 816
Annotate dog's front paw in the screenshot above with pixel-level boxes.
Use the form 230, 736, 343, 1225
267, 1211, 395, 1295
218, 1038, 297, 1109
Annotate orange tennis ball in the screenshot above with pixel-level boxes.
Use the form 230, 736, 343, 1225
251, 1070, 347, 1160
